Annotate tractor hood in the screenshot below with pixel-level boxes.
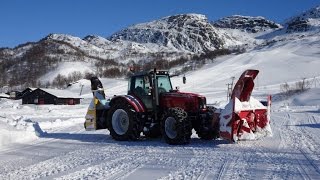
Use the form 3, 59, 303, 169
164, 91, 205, 98
160, 91, 206, 112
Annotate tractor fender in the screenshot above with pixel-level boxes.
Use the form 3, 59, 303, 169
109, 95, 146, 112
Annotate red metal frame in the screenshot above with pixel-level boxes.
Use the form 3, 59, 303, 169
220, 70, 271, 142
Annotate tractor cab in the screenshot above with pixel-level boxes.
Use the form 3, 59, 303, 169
128, 70, 173, 110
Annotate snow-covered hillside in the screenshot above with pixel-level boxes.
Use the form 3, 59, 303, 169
1, 41, 320, 178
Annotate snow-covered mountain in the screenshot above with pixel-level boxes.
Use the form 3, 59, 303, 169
110, 14, 241, 53
1, 5, 320, 89
285, 5, 320, 33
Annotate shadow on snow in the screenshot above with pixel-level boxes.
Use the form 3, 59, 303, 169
296, 123, 320, 129
41, 131, 229, 148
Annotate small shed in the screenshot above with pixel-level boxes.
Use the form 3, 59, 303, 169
20, 88, 36, 98
22, 88, 81, 105
8, 88, 37, 100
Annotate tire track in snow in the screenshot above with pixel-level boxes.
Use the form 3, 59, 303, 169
300, 149, 320, 175
216, 159, 230, 180
57, 147, 187, 179
237, 113, 286, 179
0, 127, 88, 174
0, 145, 125, 180
295, 150, 316, 180
251, 112, 313, 179
57, 154, 145, 180
158, 147, 241, 180
272, 112, 320, 179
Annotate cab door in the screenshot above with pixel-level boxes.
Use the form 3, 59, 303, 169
129, 75, 153, 110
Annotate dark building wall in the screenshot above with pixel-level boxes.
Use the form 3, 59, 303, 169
56, 98, 81, 105
22, 89, 57, 104
22, 89, 81, 105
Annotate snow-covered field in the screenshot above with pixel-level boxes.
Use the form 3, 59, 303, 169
1, 33, 320, 179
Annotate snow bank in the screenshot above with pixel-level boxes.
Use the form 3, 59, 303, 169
39, 118, 84, 130
0, 115, 46, 148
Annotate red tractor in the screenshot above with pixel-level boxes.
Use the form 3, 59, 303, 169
85, 69, 272, 144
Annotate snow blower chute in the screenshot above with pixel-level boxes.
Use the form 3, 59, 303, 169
219, 70, 272, 142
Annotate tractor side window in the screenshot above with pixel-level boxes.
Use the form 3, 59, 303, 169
157, 75, 172, 93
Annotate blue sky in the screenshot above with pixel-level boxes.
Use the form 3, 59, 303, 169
0, 0, 319, 48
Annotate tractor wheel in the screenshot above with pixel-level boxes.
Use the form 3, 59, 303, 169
196, 110, 220, 140
161, 108, 192, 145
107, 101, 143, 141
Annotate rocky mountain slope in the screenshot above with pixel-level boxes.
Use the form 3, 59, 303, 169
212, 15, 281, 33
285, 5, 320, 33
110, 14, 241, 53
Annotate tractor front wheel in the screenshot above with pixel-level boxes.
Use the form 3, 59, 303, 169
107, 101, 142, 141
161, 108, 192, 145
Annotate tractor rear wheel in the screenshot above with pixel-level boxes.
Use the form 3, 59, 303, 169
161, 108, 192, 145
107, 101, 142, 141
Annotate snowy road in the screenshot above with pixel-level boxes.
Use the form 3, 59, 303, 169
0, 107, 319, 179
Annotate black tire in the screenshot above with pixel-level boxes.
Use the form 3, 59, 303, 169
196, 110, 219, 140
161, 108, 192, 145
107, 100, 143, 141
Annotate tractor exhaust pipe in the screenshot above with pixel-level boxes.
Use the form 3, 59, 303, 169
152, 68, 159, 124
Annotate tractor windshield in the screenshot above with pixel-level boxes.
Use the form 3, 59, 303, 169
157, 75, 172, 92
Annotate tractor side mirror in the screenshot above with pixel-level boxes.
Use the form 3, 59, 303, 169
183, 75, 186, 84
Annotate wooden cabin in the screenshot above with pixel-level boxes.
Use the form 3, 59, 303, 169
22, 88, 81, 105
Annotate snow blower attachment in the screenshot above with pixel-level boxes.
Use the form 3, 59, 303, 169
219, 70, 272, 142
84, 77, 109, 131
84, 69, 272, 144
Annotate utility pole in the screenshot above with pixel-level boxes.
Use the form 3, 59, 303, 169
79, 84, 84, 96
226, 83, 232, 101
230, 76, 235, 90
226, 76, 235, 101
302, 77, 306, 91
